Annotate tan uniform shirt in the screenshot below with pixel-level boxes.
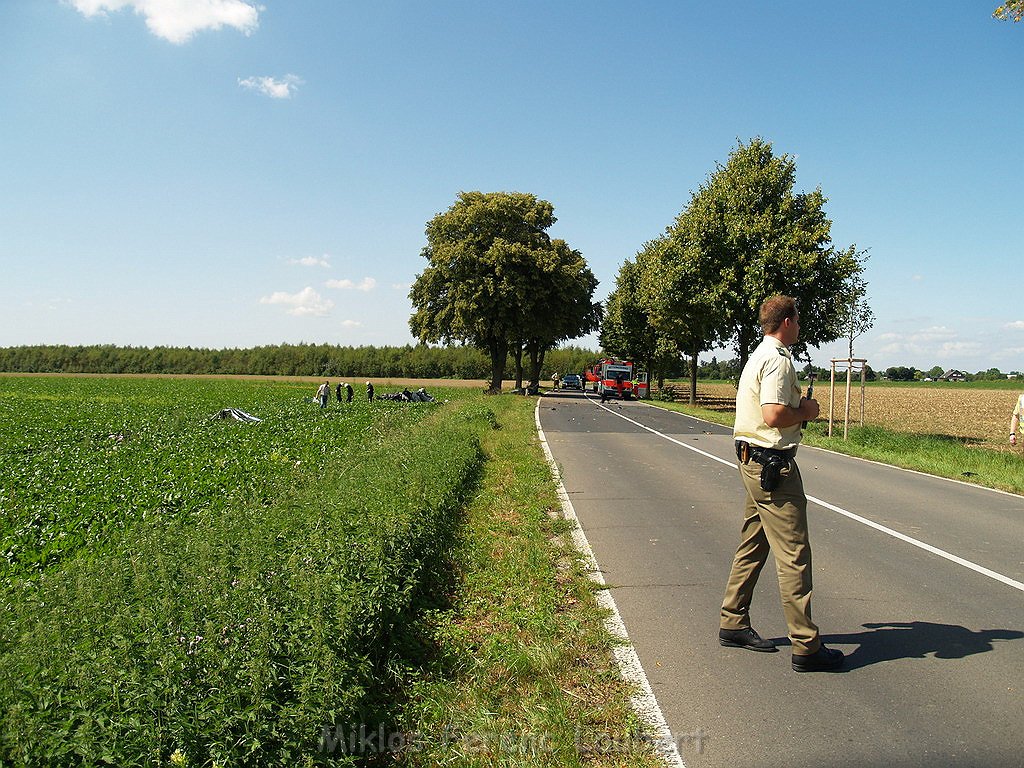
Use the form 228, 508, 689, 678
733, 336, 803, 450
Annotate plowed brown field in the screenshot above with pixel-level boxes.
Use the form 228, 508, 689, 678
688, 383, 1021, 452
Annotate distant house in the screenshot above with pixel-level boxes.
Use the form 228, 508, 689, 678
939, 369, 966, 382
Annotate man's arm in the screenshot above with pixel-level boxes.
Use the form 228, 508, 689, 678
762, 398, 819, 429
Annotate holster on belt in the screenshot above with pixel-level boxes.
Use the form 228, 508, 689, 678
734, 440, 793, 492
734, 440, 750, 464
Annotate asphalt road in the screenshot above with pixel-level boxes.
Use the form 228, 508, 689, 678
538, 391, 1024, 768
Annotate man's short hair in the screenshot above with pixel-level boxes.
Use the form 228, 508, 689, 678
760, 295, 798, 334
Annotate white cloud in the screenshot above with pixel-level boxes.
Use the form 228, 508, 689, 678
259, 286, 333, 317
326, 277, 376, 292
288, 256, 331, 268
23, 298, 73, 311
391, 282, 410, 291
875, 326, 986, 367
1005, 321, 1024, 330
340, 320, 363, 328
69, 0, 260, 44
238, 74, 302, 99
937, 340, 984, 356
910, 326, 957, 343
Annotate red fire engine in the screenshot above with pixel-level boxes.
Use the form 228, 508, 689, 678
584, 359, 635, 400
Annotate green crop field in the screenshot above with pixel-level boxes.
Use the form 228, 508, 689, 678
0, 376, 485, 766
0, 376, 663, 768
0, 376, 434, 578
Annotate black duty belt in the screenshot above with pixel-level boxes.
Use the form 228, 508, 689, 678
734, 440, 795, 464
734, 441, 795, 492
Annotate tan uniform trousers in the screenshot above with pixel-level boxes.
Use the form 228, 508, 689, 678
720, 456, 821, 654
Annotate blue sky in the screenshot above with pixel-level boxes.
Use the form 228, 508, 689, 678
2, 1, 1021, 373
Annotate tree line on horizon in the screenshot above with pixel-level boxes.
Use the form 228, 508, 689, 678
2, 343, 1013, 385
699, 358, 1018, 383
0, 343, 607, 381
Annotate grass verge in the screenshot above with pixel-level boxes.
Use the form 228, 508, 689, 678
392, 394, 664, 767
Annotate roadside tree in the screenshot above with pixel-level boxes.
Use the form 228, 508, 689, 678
662, 138, 866, 371
409, 191, 598, 392
519, 239, 602, 390
601, 244, 680, 387
834, 249, 874, 360
644, 223, 728, 403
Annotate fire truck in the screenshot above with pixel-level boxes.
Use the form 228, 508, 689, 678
584, 359, 636, 400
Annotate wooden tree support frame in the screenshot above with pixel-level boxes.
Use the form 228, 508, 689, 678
829, 358, 867, 439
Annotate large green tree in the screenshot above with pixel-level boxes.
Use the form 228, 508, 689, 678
520, 239, 602, 389
640, 231, 724, 402
409, 191, 598, 392
660, 138, 864, 372
600, 245, 679, 385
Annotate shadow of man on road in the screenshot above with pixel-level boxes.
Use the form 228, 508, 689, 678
820, 621, 1023, 671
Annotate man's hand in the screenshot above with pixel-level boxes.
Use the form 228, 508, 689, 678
800, 397, 820, 422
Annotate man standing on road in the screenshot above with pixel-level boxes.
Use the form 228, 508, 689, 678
719, 295, 844, 672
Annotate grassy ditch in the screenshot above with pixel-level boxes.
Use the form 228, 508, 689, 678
391, 395, 663, 768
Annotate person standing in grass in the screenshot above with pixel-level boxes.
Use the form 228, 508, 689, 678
366, 381, 375, 402
345, 382, 354, 403
316, 380, 330, 409
720, 294, 843, 673
1009, 393, 1024, 447
336, 382, 344, 403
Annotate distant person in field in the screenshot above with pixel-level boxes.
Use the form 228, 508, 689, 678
316, 381, 330, 408
345, 382, 354, 403
366, 381, 375, 402
1009, 392, 1024, 447
336, 382, 343, 403
720, 294, 843, 673
552, 372, 560, 390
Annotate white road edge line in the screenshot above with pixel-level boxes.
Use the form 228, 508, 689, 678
535, 400, 687, 768
589, 396, 1024, 595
